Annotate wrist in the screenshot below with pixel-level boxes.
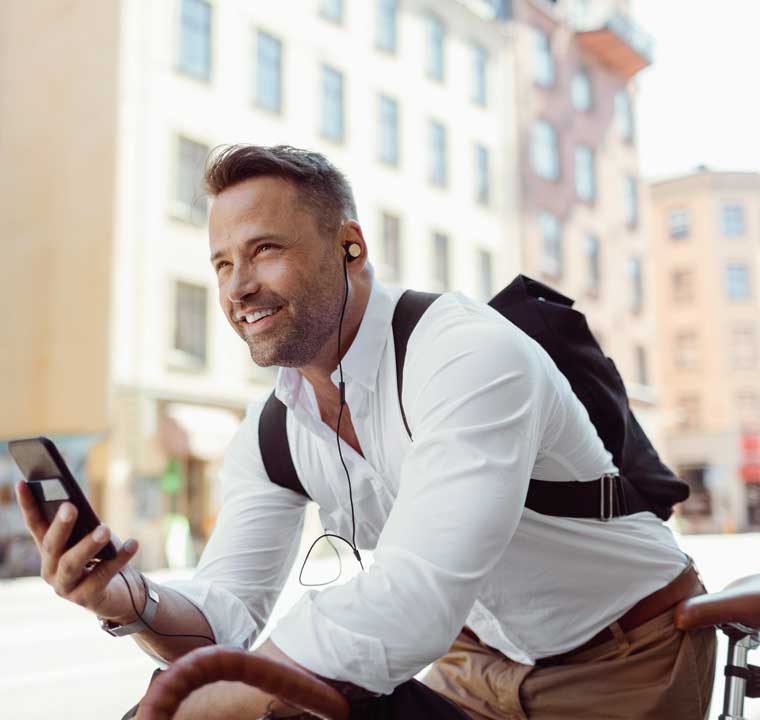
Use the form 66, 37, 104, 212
100, 567, 147, 625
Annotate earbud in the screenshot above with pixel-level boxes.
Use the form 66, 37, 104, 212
344, 242, 362, 262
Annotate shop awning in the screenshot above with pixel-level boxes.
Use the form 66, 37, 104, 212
161, 403, 241, 461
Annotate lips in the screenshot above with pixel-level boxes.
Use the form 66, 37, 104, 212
238, 306, 283, 333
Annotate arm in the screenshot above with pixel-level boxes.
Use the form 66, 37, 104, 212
130, 402, 309, 666
271, 303, 551, 693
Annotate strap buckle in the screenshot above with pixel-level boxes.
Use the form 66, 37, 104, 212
600, 473, 618, 521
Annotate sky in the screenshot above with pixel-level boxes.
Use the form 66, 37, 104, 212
632, 0, 760, 180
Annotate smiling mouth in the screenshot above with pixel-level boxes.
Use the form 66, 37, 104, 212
238, 306, 283, 329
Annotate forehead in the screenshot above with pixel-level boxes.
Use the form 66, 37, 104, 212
208, 176, 321, 257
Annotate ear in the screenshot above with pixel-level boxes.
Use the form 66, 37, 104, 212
338, 221, 368, 269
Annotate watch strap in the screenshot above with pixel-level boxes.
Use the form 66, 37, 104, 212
99, 574, 159, 637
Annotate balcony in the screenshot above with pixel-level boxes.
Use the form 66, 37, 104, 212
573, 12, 654, 79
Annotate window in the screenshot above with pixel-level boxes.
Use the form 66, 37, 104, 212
634, 345, 649, 386
574, 145, 595, 201
255, 30, 282, 113
378, 95, 399, 166
531, 120, 559, 180
668, 209, 690, 239
674, 331, 698, 369
178, 0, 212, 82
380, 212, 402, 282
533, 27, 555, 86
429, 120, 447, 187
475, 144, 490, 205
584, 233, 600, 293
376, 0, 397, 52
726, 263, 751, 301
628, 256, 643, 312
173, 281, 208, 366
672, 269, 694, 304
571, 68, 592, 111
539, 212, 562, 278
721, 204, 746, 237
615, 91, 634, 142
426, 13, 446, 81
320, 65, 345, 142
432, 232, 450, 290
731, 327, 757, 369
175, 136, 210, 224
624, 175, 639, 227
319, 0, 343, 23
676, 397, 701, 430
478, 249, 493, 300
472, 43, 488, 105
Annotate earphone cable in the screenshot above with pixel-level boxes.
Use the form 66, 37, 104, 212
297, 247, 364, 587
115, 570, 216, 643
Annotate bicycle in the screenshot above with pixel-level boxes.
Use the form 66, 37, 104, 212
135, 574, 760, 720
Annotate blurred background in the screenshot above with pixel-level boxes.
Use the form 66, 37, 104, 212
0, 0, 759, 717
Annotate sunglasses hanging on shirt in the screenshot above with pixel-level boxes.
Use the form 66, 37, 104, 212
298, 241, 365, 587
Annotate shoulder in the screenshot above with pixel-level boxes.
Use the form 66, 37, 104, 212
406, 291, 545, 374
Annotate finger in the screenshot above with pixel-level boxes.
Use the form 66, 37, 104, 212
57, 523, 113, 595
69, 538, 140, 609
14, 480, 49, 546
40, 503, 78, 582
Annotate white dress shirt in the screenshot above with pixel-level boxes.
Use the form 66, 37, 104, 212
155, 276, 689, 694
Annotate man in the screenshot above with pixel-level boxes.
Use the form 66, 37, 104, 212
16, 145, 715, 719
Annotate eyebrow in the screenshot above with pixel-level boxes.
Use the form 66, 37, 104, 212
209, 234, 283, 265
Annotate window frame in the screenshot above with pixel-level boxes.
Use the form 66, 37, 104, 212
531, 120, 560, 180
170, 279, 209, 370
254, 29, 283, 114
176, 0, 213, 83
320, 64, 346, 143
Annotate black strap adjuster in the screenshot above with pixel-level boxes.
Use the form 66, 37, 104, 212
600, 473, 618, 521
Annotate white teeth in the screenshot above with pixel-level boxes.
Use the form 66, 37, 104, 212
244, 308, 278, 323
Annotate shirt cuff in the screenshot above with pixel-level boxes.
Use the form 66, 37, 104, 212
161, 578, 258, 649
271, 592, 393, 695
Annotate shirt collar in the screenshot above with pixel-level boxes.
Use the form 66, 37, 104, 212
274, 269, 401, 408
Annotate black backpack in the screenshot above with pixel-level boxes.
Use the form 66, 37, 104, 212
259, 275, 689, 521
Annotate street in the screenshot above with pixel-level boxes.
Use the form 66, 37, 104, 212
1, 532, 759, 720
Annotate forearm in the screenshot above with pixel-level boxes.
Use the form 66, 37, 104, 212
108, 565, 216, 663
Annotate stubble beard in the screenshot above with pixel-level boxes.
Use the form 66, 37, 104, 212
245, 250, 345, 368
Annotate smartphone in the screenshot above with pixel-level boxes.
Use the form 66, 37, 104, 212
9, 436, 118, 562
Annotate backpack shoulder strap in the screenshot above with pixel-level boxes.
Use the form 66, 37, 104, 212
392, 290, 440, 439
258, 390, 309, 499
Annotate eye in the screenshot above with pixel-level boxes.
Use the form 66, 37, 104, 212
255, 243, 274, 255
215, 261, 230, 272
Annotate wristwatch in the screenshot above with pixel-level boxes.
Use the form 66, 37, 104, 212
99, 573, 160, 637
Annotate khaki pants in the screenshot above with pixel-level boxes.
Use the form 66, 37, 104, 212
422, 609, 716, 720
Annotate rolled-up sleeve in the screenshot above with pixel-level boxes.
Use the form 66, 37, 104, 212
149, 402, 308, 661
272, 305, 550, 693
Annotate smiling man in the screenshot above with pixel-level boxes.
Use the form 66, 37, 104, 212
16, 144, 715, 720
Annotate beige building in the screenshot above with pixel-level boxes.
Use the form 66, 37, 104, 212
649, 169, 760, 533
0, 0, 519, 572
503, 0, 662, 441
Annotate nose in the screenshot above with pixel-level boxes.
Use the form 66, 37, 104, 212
226, 264, 261, 305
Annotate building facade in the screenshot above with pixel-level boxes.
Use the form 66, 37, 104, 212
649, 170, 760, 533
0, 0, 520, 573
501, 0, 662, 444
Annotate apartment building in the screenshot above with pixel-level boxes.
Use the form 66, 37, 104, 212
649, 170, 760, 532
0, 0, 519, 572
502, 0, 660, 440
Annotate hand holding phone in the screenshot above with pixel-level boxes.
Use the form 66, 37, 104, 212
10, 437, 142, 620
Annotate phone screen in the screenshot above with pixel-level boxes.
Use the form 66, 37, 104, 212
9, 437, 118, 562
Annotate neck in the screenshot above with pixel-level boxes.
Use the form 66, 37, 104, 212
298, 269, 372, 398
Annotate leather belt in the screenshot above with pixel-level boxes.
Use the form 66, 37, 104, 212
462, 563, 705, 667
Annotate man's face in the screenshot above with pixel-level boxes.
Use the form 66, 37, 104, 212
209, 176, 345, 368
